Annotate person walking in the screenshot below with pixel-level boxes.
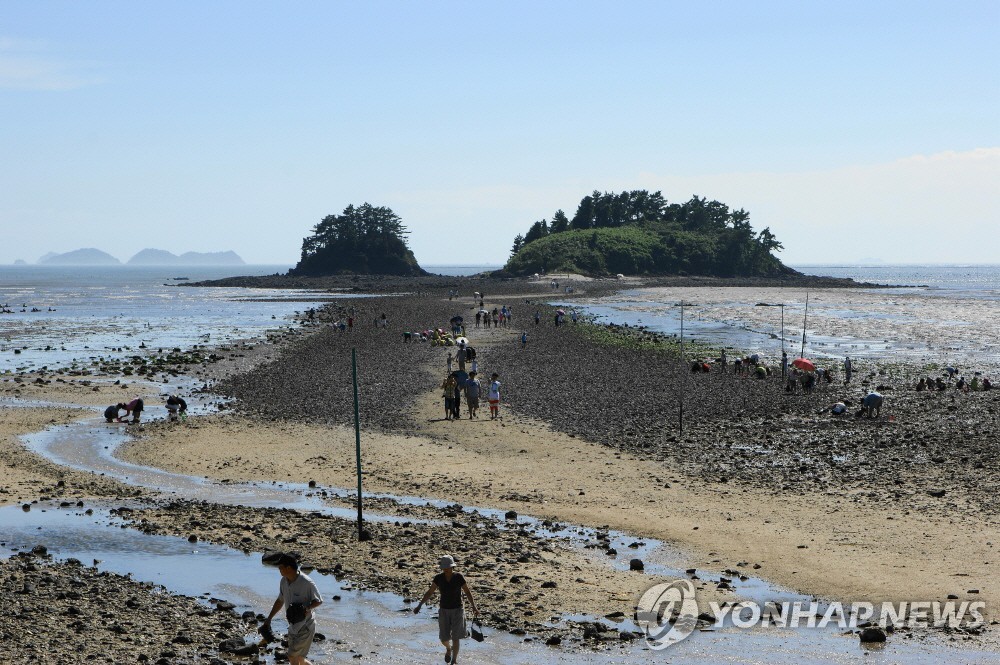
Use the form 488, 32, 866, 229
844, 356, 853, 384
534, 311, 541, 326
414, 555, 480, 665
261, 553, 323, 665
487, 373, 501, 420
442, 374, 457, 421
781, 351, 788, 379
452, 375, 463, 419
465, 372, 481, 419
520, 331, 528, 349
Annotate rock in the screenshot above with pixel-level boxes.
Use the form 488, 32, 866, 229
219, 637, 257, 655
545, 636, 562, 646
504, 510, 518, 520
927, 489, 947, 498
859, 626, 887, 643
541, 581, 557, 588
629, 558, 644, 571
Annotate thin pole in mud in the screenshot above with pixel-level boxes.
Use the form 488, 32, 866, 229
677, 301, 694, 433
800, 293, 809, 359
352, 348, 365, 540
780, 304, 785, 359
679, 302, 684, 433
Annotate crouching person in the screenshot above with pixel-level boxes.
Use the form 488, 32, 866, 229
861, 391, 883, 418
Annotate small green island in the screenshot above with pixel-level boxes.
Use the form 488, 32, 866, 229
501, 190, 792, 278
290, 203, 426, 277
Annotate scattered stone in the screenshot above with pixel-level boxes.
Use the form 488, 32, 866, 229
859, 626, 887, 643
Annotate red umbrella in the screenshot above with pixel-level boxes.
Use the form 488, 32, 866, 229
792, 358, 816, 372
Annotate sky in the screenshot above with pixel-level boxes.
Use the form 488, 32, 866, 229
1, 1, 997, 267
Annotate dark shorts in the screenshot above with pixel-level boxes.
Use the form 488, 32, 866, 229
438, 607, 466, 643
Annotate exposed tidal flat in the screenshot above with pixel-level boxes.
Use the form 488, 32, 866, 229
2, 269, 999, 662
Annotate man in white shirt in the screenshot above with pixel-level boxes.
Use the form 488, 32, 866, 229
262, 553, 323, 665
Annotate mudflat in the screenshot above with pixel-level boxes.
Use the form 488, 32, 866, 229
3, 275, 998, 661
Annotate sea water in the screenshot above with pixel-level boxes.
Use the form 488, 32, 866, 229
553, 265, 1000, 369
0, 265, 353, 372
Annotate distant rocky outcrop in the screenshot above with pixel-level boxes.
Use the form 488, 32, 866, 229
13, 259, 27, 265
39, 248, 121, 266
126, 249, 245, 266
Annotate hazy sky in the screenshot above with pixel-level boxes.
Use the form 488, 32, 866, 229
2, 2, 997, 267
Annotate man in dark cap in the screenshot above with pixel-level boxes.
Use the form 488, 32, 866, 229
261, 553, 323, 665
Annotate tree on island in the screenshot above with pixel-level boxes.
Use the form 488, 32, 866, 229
504, 190, 792, 277
290, 203, 426, 276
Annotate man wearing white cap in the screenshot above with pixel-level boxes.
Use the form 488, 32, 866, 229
414, 555, 481, 664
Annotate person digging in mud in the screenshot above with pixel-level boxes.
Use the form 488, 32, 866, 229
104, 403, 126, 423
860, 391, 883, 418
262, 553, 323, 665
414, 555, 480, 664
165, 394, 187, 421
122, 397, 144, 423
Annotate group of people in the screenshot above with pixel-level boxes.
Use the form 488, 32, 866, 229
916, 372, 993, 392
475, 306, 512, 328
103, 395, 186, 423
443, 371, 501, 420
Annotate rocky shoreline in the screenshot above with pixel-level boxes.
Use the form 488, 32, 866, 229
0, 552, 249, 664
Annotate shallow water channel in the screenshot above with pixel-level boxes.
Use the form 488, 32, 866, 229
4, 406, 996, 663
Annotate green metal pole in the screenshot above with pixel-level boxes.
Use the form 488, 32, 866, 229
352, 348, 363, 539
679, 302, 684, 433
800, 293, 809, 358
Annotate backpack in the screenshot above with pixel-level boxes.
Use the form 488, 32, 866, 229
466, 347, 476, 360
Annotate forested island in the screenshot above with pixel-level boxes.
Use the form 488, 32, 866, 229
501, 190, 794, 277
290, 203, 425, 276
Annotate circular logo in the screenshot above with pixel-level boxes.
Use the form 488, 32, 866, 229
634, 579, 699, 649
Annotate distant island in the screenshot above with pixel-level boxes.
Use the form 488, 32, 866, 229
289, 203, 425, 276
501, 190, 794, 278
36, 248, 245, 266
127, 249, 245, 266
39, 248, 120, 265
